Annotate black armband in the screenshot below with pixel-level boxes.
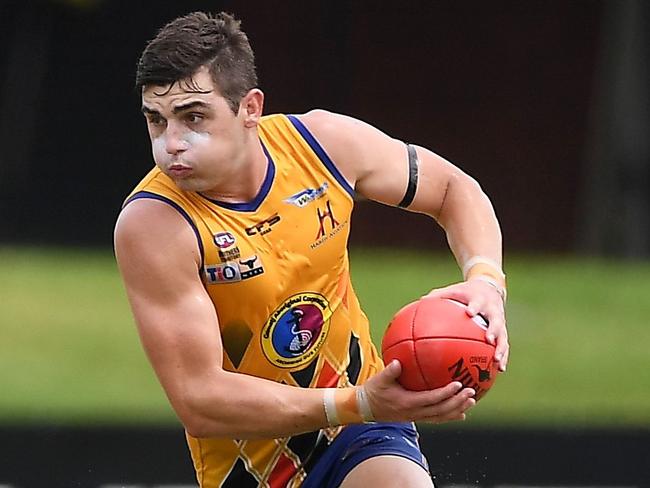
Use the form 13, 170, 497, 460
397, 144, 419, 208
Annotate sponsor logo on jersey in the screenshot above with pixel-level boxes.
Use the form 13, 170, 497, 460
213, 231, 241, 261
204, 255, 264, 284
245, 213, 281, 236
219, 247, 241, 262
284, 182, 328, 207
310, 200, 348, 249
315, 200, 338, 239
238, 255, 265, 279
214, 232, 237, 249
261, 293, 331, 369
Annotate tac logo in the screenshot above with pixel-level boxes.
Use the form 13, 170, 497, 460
204, 262, 241, 283
261, 293, 331, 369
213, 232, 236, 249
245, 213, 281, 236
204, 255, 264, 284
284, 182, 329, 207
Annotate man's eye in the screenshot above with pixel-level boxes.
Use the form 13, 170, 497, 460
187, 113, 204, 124
148, 116, 166, 127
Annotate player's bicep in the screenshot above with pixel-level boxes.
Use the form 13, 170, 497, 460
390, 145, 468, 218
298, 110, 458, 216
355, 137, 471, 221
114, 200, 224, 413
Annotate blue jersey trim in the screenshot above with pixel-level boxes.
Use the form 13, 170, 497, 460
286, 114, 355, 198
199, 142, 276, 212
123, 191, 205, 272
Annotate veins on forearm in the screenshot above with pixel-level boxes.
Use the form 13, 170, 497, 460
433, 177, 451, 222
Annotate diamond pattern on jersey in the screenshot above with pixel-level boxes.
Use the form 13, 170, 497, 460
315, 359, 339, 388
221, 320, 253, 369
287, 430, 330, 479
346, 333, 362, 385
268, 451, 297, 488
290, 357, 319, 387
222, 456, 259, 487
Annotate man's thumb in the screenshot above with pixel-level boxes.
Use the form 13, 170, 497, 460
383, 359, 402, 380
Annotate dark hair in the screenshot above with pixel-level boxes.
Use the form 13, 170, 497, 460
136, 12, 258, 113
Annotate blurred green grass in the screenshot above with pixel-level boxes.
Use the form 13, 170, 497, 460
1, 246, 649, 427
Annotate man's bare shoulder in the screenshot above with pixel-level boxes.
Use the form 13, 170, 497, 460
114, 198, 201, 270
294, 109, 404, 191
115, 198, 185, 242
294, 110, 381, 185
296, 109, 365, 140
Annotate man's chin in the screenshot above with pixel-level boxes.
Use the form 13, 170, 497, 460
172, 178, 204, 193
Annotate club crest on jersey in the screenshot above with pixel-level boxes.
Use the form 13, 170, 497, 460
284, 182, 328, 208
261, 293, 331, 369
204, 255, 264, 284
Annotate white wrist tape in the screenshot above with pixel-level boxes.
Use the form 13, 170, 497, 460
462, 256, 505, 280
323, 388, 339, 427
323, 386, 374, 426
356, 386, 375, 422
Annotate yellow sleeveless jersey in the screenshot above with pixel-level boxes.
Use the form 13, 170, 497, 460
125, 114, 384, 487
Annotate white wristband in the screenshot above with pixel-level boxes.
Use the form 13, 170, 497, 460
356, 386, 375, 422
323, 388, 339, 427
462, 256, 505, 280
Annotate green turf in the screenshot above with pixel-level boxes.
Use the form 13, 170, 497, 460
1, 246, 649, 427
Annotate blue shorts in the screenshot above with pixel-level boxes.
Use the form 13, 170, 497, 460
302, 422, 429, 487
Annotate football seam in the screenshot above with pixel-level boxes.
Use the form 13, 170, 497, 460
413, 336, 492, 344
389, 336, 491, 344
410, 301, 431, 390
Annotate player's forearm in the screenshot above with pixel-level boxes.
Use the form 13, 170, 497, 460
175, 369, 329, 439
435, 173, 503, 273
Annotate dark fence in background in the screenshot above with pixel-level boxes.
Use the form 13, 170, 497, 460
0, 0, 607, 252
1, 426, 648, 487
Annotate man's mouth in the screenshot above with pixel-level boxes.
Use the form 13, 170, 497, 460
168, 164, 193, 178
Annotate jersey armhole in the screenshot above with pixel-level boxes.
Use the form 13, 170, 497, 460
123, 191, 205, 273
286, 114, 355, 198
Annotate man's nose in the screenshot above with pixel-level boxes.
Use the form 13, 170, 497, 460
165, 124, 189, 155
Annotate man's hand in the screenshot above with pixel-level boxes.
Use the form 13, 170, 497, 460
362, 360, 477, 424
426, 280, 509, 372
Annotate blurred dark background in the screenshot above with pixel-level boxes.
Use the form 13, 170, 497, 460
1, 0, 647, 255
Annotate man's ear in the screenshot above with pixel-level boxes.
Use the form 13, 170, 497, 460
239, 89, 264, 127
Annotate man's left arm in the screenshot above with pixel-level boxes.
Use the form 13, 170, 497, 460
296, 110, 508, 371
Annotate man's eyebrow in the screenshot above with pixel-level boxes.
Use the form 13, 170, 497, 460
141, 105, 160, 116
172, 100, 211, 114
141, 100, 212, 117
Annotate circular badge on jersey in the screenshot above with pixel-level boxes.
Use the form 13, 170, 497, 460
261, 293, 331, 369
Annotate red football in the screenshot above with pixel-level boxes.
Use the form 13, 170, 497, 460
381, 296, 498, 400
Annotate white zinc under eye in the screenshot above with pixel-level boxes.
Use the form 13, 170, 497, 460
183, 129, 211, 147
151, 128, 211, 164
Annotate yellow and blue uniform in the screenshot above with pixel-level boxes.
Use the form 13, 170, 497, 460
125, 114, 399, 487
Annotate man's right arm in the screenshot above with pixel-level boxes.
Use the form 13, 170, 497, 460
114, 199, 475, 438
